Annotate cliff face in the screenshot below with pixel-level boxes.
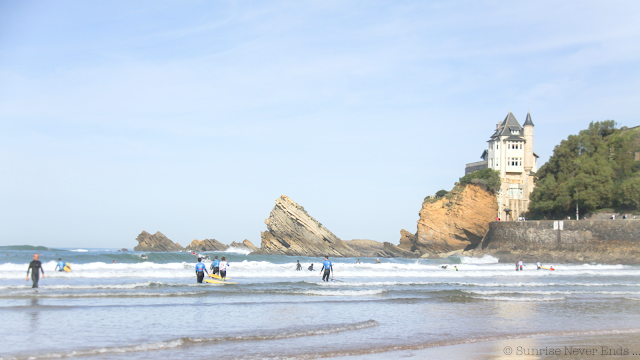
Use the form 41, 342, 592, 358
134, 231, 184, 252
400, 184, 498, 255
260, 195, 359, 257
186, 239, 228, 252
344, 239, 384, 257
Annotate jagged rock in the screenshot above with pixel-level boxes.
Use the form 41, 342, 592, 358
186, 239, 228, 252
259, 195, 359, 257
380, 242, 421, 258
134, 231, 184, 252
229, 239, 259, 252
118, 248, 128, 252
403, 184, 498, 255
344, 239, 384, 257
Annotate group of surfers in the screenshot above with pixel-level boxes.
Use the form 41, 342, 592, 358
516, 260, 554, 271
194, 255, 230, 283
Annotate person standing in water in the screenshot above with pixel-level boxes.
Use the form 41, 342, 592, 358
195, 258, 208, 283
536, 260, 541, 270
319, 256, 333, 282
308, 263, 314, 271
356, 259, 361, 264
375, 258, 381, 264
296, 260, 302, 271
55, 258, 66, 271
26, 254, 45, 288
210, 256, 220, 275
219, 257, 229, 280
518, 260, 525, 271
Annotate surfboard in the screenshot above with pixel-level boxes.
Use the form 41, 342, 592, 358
204, 279, 237, 285
208, 274, 232, 280
63, 263, 71, 272
540, 266, 555, 271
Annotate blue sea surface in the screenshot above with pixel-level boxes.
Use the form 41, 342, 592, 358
1, 246, 640, 359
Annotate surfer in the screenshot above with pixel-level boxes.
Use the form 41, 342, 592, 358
454, 266, 458, 271
195, 258, 208, 283
296, 260, 302, 271
55, 258, 66, 272
320, 256, 333, 282
441, 265, 448, 269
375, 258, 381, 264
518, 260, 525, 271
26, 254, 44, 288
515, 261, 519, 271
537, 260, 541, 270
210, 256, 220, 274
219, 256, 229, 280
356, 259, 361, 264
308, 263, 314, 271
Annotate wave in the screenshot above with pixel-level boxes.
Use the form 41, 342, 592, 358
69, 249, 88, 252
473, 296, 566, 302
459, 255, 499, 264
464, 289, 640, 296
298, 289, 386, 296
223, 247, 252, 255
4, 320, 378, 360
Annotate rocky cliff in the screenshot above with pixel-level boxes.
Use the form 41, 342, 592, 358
259, 195, 359, 257
399, 184, 498, 256
186, 239, 228, 252
134, 231, 184, 252
343, 240, 384, 257
229, 239, 259, 252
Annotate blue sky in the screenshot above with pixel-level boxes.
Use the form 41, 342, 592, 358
1, 1, 639, 248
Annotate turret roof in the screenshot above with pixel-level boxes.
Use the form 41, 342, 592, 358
523, 112, 534, 126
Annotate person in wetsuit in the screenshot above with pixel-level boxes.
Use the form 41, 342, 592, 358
296, 260, 302, 271
26, 254, 45, 288
219, 256, 229, 280
55, 258, 65, 271
308, 263, 314, 271
210, 256, 220, 275
319, 256, 333, 282
195, 258, 208, 283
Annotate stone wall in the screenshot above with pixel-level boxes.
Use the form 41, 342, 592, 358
477, 220, 640, 264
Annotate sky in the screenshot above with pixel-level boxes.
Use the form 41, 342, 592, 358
1, 1, 639, 248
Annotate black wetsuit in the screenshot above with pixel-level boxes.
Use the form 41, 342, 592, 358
308, 264, 314, 271
296, 263, 301, 271
28, 260, 44, 288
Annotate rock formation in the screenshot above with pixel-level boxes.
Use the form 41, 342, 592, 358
381, 242, 420, 258
344, 239, 384, 257
399, 184, 498, 255
186, 239, 228, 252
229, 239, 259, 252
134, 231, 184, 252
259, 195, 359, 257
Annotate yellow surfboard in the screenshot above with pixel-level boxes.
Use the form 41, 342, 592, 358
63, 263, 71, 272
204, 279, 237, 285
208, 274, 232, 280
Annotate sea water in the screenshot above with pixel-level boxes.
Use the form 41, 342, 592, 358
1, 245, 640, 359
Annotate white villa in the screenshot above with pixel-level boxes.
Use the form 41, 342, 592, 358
465, 111, 538, 220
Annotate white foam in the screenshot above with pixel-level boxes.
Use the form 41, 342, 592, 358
223, 247, 252, 255
473, 296, 566, 302
459, 255, 500, 264
69, 249, 88, 252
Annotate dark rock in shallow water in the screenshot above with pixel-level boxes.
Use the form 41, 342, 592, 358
186, 239, 228, 252
118, 248, 128, 252
134, 231, 183, 252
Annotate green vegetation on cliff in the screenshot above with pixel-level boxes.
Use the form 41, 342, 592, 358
459, 168, 501, 192
529, 121, 640, 218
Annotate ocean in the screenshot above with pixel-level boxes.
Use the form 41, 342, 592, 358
1, 245, 640, 359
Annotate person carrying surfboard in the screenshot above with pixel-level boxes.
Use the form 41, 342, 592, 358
55, 258, 65, 272
26, 254, 45, 288
219, 256, 229, 280
195, 258, 208, 283
518, 260, 525, 271
536, 260, 541, 270
319, 256, 333, 282
210, 256, 220, 275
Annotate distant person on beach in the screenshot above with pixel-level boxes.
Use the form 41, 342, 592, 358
112, 260, 116, 264
195, 258, 208, 283
375, 258, 381, 264
518, 260, 525, 271
454, 266, 458, 271
55, 258, 65, 271
537, 260, 541, 270
356, 259, 361, 264
296, 260, 302, 271
308, 263, 314, 271
26, 254, 44, 288
515, 261, 519, 271
211, 256, 220, 274
219, 257, 229, 280
320, 256, 333, 282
